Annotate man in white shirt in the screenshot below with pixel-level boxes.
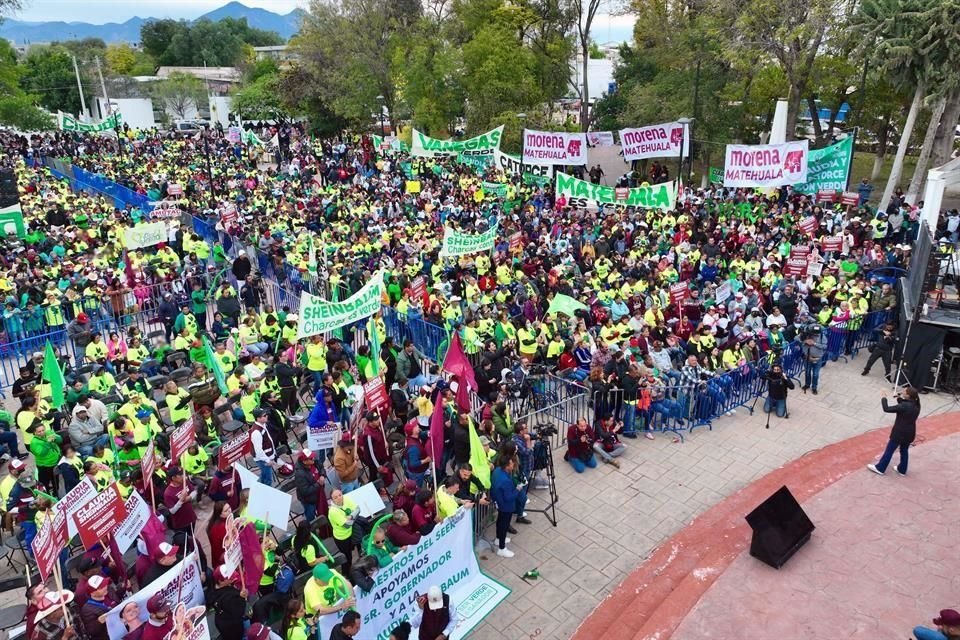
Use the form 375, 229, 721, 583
766, 306, 787, 329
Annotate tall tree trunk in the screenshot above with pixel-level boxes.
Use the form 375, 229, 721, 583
906, 95, 947, 204
807, 95, 822, 141
785, 82, 802, 142
701, 145, 711, 188
930, 87, 960, 168
580, 43, 590, 131
871, 111, 891, 181
880, 83, 924, 211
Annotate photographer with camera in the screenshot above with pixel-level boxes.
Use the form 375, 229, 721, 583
764, 363, 795, 419
564, 417, 598, 473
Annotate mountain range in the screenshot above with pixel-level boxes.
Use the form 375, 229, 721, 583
0, 2, 305, 45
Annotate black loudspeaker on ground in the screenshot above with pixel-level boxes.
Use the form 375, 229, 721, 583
744, 485, 815, 569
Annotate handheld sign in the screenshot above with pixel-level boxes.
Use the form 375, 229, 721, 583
73, 483, 126, 550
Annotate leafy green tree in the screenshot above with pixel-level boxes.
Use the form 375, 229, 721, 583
20, 45, 85, 115
0, 40, 53, 130
140, 17, 283, 67
232, 73, 284, 120
151, 72, 206, 120
393, 24, 465, 134
291, 0, 418, 128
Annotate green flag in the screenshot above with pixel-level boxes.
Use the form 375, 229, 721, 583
546, 293, 588, 318
368, 318, 381, 376
202, 336, 229, 395
42, 341, 65, 409
468, 417, 490, 489
307, 235, 317, 275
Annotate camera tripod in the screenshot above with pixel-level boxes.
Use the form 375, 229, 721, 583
524, 424, 559, 526
748, 390, 789, 428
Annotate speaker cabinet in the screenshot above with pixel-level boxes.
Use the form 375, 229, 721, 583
745, 485, 815, 569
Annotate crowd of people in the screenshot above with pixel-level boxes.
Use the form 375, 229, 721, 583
0, 119, 947, 640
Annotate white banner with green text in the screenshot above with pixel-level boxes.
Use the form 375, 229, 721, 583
297, 271, 384, 339
58, 111, 121, 132
317, 509, 510, 640
440, 223, 499, 257
555, 172, 677, 211
411, 126, 504, 158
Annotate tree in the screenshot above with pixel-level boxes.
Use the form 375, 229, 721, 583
855, 0, 943, 208
719, 0, 837, 141
900, 1, 960, 201
573, 0, 603, 131
20, 45, 85, 115
151, 72, 206, 120
140, 17, 283, 67
231, 73, 285, 120
105, 44, 137, 76
0, 40, 53, 130
291, 0, 418, 129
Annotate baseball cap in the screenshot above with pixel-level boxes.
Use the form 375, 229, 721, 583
8, 459, 25, 472
88, 575, 110, 591
213, 565, 236, 583
246, 623, 271, 640
934, 610, 960, 626
300, 449, 315, 461
157, 542, 179, 558
312, 563, 333, 581
34, 590, 75, 623
147, 594, 170, 615
427, 585, 443, 610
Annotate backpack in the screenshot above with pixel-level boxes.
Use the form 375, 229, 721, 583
274, 564, 295, 594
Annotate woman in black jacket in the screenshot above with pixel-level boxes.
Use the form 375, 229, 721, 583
867, 386, 920, 476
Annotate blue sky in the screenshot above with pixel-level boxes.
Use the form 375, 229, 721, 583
10, 0, 636, 42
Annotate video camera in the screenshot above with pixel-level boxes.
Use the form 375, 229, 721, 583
534, 424, 558, 439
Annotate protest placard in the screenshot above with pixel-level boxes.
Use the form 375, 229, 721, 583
218, 432, 251, 471
73, 483, 126, 550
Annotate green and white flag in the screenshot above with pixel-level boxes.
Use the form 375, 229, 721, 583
482, 181, 507, 198
554, 172, 677, 211
440, 223, 499, 257
296, 271, 384, 340
242, 129, 263, 146
307, 235, 317, 275
58, 111, 121, 132
793, 136, 854, 194
411, 126, 503, 158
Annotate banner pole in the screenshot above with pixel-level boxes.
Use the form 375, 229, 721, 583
844, 128, 858, 192
52, 562, 71, 625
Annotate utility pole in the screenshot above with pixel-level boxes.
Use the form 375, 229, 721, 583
95, 56, 123, 158
95, 56, 109, 115
72, 55, 87, 118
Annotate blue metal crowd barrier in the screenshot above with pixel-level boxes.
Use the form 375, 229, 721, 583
36, 156, 153, 213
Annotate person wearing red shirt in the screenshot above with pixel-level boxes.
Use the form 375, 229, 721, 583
385, 509, 421, 547
206, 501, 231, 567
162, 467, 197, 534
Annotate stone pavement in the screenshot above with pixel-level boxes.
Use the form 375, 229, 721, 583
468, 356, 958, 640
671, 430, 960, 640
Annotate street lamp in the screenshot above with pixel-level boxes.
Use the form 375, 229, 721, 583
517, 112, 527, 183
375, 95, 386, 136
676, 116, 694, 183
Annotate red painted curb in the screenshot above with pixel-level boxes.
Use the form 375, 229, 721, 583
571, 411, 960, 640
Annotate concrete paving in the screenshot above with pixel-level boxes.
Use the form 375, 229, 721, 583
671, 430, 960, 640
467, 355, 956, 640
